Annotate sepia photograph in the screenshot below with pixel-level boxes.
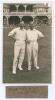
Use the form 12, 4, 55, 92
3, 3, 52, 83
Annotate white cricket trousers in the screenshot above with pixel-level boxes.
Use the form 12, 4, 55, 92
12, 41, 25, 73
27, 41, 38, 67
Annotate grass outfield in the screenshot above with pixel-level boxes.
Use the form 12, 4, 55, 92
3, 24, 51, 83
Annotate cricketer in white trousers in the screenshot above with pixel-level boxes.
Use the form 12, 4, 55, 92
8, 27, 26, 74
26, 29, 44, 70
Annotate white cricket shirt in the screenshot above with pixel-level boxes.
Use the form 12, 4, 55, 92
8, 27, 26, 41
26, 29, 44, 41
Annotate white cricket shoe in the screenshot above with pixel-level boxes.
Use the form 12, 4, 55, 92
35, 66, 40, 69
12, 70, 16, 74
28, 66, 31, 70
18, 65, 23, 70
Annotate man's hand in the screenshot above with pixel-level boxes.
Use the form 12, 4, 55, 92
26, 40, 31, 44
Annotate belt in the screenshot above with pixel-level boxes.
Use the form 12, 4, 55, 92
16, 39, 25, 41
29, 40, 37, 42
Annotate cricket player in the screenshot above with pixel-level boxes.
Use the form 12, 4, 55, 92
8, 22, 26, 74
26, 22, 44, 70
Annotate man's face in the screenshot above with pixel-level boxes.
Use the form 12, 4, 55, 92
20, 24, 24, 29
25, 24, 30, 30
30, 24, 33, 30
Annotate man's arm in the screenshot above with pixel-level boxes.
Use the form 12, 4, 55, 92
38, 30, 44, 39
8, 28, 16, 38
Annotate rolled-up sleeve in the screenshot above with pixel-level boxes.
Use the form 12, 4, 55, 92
8, 29, 16, 37
38, 30, 44, 38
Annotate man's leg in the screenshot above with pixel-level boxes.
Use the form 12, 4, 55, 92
27, 43, 32, 70
18, 44, 25, 70
33, 42, 39, 69
12, 45, 20, 74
